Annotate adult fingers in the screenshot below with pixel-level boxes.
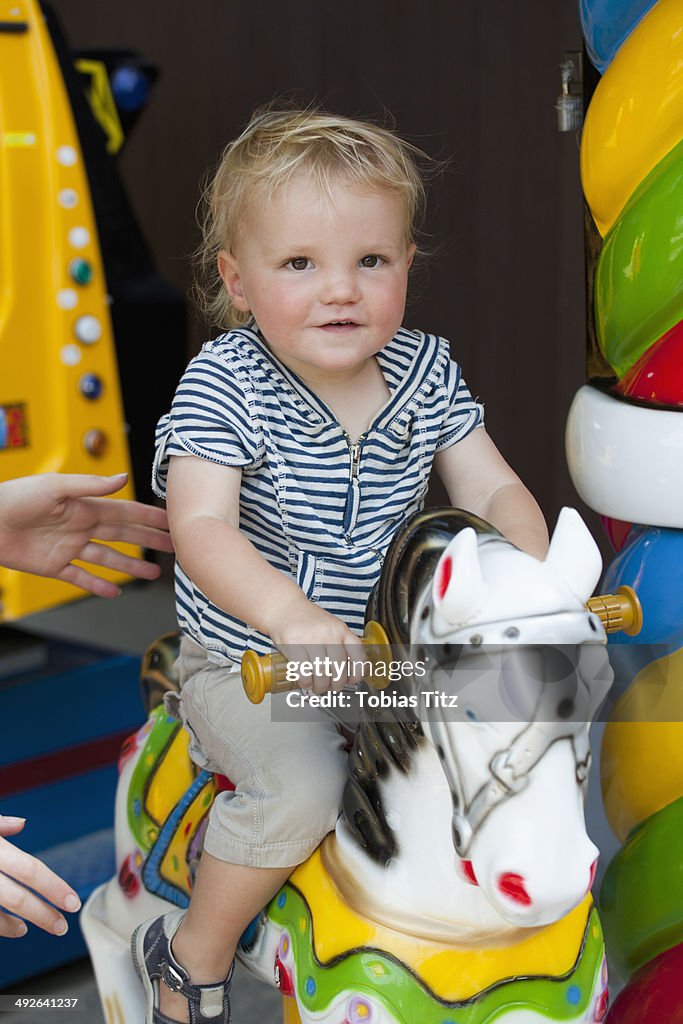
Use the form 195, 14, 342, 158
0, 839, 80, 934
0, 911, 28, 938
0, 873, 68, 936
90, 497, 170, 532
58, 562, 121, 598
0, 816, 26, 839
51, 473, 129, 500
89, 521, 174, 554
77, 541, 163, 580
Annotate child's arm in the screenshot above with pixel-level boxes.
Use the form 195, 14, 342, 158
433, 427, 549, 559
166, 455, 361, 681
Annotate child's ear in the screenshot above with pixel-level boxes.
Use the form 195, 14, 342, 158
406, 242, 417, 269
218, 251, 250, 312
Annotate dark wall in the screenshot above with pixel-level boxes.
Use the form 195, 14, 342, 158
50, 0, 597, 539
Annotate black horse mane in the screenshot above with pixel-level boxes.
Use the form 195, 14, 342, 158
342, 508, 500, 864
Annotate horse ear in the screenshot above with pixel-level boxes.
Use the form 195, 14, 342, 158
544, 507, 603, 602
432, 527, 487, 625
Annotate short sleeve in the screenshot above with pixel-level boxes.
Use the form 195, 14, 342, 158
152, 348, 263, 499
436, 359, 485, 450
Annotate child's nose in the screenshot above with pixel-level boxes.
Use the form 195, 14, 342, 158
320, 269, 360, 304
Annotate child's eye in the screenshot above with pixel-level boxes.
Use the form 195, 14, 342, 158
359, 254, 385, 268
286, 257, 311, 271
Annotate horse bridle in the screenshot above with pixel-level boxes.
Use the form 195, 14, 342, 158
416, 610, 612, 859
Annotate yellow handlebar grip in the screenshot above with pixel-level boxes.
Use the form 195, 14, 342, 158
241, 650, 269, 705
586, 585, 643, 636
241, 620, 391, 704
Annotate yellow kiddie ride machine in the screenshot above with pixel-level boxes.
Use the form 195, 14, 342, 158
0, 0, 185, 985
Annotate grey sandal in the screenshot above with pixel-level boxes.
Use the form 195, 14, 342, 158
132, 909, 233, 1023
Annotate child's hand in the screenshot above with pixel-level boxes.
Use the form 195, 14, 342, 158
0, 816, 81, 938
269, 599, 363, 692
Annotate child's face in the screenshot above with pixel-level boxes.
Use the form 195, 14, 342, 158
218, 175, 415, 382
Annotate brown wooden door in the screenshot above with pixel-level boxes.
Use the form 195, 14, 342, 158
49, 0, 593, 536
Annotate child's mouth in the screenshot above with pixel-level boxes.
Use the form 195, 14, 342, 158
320, 320, 357, 331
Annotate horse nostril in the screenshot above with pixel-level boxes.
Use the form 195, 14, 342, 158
460, 859, 478, 886
588, 857, 598, 891
498, 872, 532, 906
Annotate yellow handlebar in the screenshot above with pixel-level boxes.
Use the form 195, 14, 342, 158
586, 585, 643, 636
242, 587, 644, 703
241, 620, 391, 704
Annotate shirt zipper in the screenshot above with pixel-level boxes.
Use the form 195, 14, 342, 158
345, 432, 366, 481
342, 432, 366, 542
341, 432, 383, 566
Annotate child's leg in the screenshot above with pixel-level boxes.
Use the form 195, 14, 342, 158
137, 645, 352, 1023
160, 856, 290, 1022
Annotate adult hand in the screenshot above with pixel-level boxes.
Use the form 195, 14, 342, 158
0, 817, 80, 938
0, 472, 173, 597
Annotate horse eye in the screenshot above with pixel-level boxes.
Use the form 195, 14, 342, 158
434, 643, 461, 668
557, 698, 575, 719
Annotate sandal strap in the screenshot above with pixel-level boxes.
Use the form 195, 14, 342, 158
160, 953, 233, 1021
134, 911, 233, 1024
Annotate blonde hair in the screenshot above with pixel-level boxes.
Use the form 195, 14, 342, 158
194, 104, 430, 329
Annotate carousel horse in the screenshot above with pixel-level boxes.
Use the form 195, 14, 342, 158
82, 507, 619, 1023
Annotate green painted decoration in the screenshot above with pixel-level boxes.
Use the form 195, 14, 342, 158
595, 137, 683, 379
600, 793, 683, 981
268, 883, 604, 1023
127, 705, 180, 851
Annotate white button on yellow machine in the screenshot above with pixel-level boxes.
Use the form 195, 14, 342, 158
74, 315, 102, 344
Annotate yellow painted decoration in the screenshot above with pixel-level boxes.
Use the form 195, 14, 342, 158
282, 996, 302, 1024
103, 992, 125, 1024
581, 0, 683, 236
3, 132, 37, 146
144, 727, 195, 825
0, 0, 139, 619
601, 646, 683, 841
158, 780, 214, 896
74, 59, 125, 155
290, 845, 593, 1003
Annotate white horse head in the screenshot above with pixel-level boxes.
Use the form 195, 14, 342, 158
411, 507, 611, 927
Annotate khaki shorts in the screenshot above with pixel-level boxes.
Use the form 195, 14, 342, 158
166, 637, 352, 869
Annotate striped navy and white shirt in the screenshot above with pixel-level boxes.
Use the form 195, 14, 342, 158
153, 325, 484, 665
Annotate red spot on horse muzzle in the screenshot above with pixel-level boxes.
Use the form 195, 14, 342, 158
498, 872, 532, 906
588, 857, 598, 892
